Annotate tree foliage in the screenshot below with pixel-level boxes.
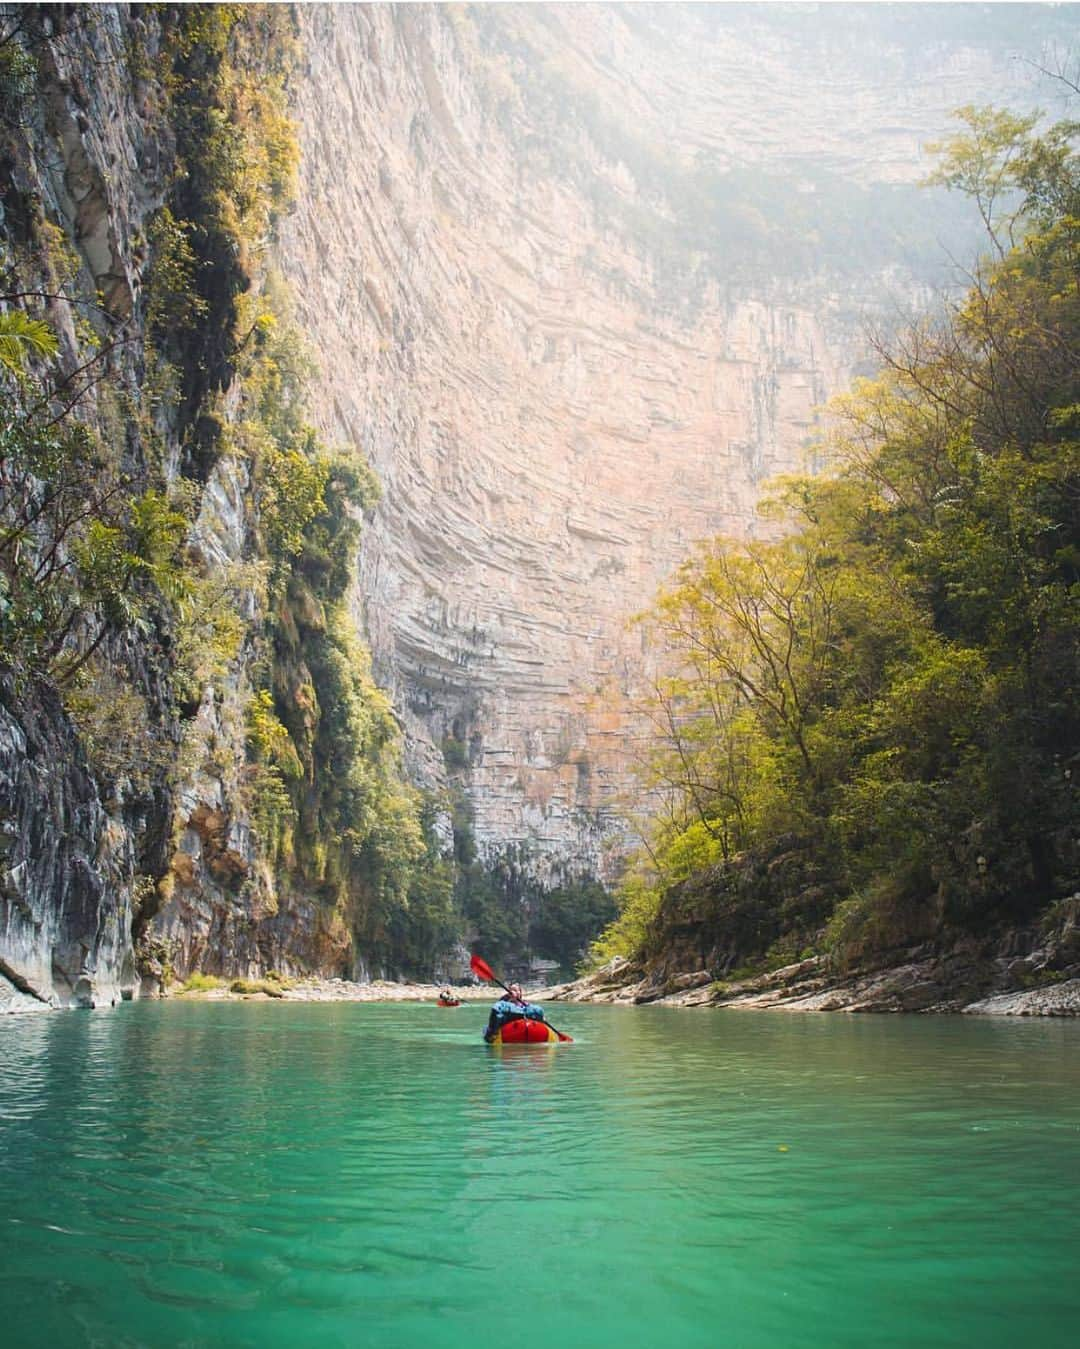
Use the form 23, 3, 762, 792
220, 295, 430, 971
0, 308, 59, 373
149, 3, 299, 473
602, 108, 1080, 973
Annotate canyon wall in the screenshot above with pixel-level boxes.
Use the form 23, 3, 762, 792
2, 3, 1071, 1007
2, 6, 368, 1006
279, 2, 1063, 880
2, 5, 166, 1009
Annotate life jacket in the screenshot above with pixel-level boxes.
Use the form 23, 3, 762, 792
491, 997, 544, 1022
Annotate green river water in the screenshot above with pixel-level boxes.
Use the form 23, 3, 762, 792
1, 1000, 1078, 1347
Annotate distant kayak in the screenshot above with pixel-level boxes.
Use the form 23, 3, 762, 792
437, 998, 460, 1007
489, 1018, 560, 1044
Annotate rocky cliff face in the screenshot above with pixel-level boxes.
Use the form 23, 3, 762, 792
278, 2, 1062, 881
0, 6, 346, 1006
1, 3, 1070, 1008
0, 6, 172, 1008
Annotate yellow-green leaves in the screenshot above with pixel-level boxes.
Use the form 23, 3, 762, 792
0, 310, 59, 374
145, 209, 208, 339
598, 109, 1080, 971
128, 490, 192, 603
247, 688, 303, 780
259, 441, 330, 563
925, 105, 1039, 249
588, 871, 662, 967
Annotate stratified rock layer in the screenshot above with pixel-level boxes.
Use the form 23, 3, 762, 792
2, 4, 1072, 1008
542, 893, 1080, 1014
279, 3, 1060, 878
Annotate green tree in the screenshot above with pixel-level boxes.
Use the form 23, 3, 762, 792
601, 108, 1079, 974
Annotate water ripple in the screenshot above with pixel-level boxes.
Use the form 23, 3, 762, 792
2, 1004, 1079, 1347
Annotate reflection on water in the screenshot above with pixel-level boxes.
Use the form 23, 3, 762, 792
1, 1002, 1079, 1349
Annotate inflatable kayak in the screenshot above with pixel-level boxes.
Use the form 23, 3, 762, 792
437, 998, 460, 1007
489, 1018, 560, 1044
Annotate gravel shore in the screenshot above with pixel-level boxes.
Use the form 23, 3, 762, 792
175, 978, 496, 1003
282, 979, 490, 1003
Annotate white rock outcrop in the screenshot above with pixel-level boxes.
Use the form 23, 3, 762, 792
278, 3, 1059, 878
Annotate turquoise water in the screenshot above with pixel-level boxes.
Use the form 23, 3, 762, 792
1, 1002, 1079, 1348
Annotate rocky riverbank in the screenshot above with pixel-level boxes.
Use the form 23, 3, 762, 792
540, 955, 1080, 1017
0, 972, 495, 1012
535, 895, 1080, 1017
176, 979, 492, 1004
6, 964, 1079, 1016
8, 902, 1080, 1017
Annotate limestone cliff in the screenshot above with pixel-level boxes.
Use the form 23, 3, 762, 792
1, 5, 171, 1008
1, 3, 1072, 1008
278, 2, 1064, 881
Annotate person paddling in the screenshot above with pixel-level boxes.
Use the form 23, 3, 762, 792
483, 981, 546, 1042
470, 953, 573, 1042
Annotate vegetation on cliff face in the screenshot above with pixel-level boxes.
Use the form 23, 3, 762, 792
598, 108, 1079, 976
1, 5, 299, 720
432, 764, 616, 973
148, 1, 299, 476
240, 304, 432, 968
0, 4, 463, 987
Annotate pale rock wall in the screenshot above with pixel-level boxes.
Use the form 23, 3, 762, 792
278, 2, 1058, 880
0, 682, 136, 1008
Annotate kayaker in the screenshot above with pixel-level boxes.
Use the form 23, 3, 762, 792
438, 985, 454, 1004
483, 982, 546, 1042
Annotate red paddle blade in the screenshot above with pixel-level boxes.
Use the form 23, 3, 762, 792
470, 953, 497, 983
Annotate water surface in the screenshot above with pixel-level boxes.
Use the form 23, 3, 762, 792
1, 1002, 1078, 1347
